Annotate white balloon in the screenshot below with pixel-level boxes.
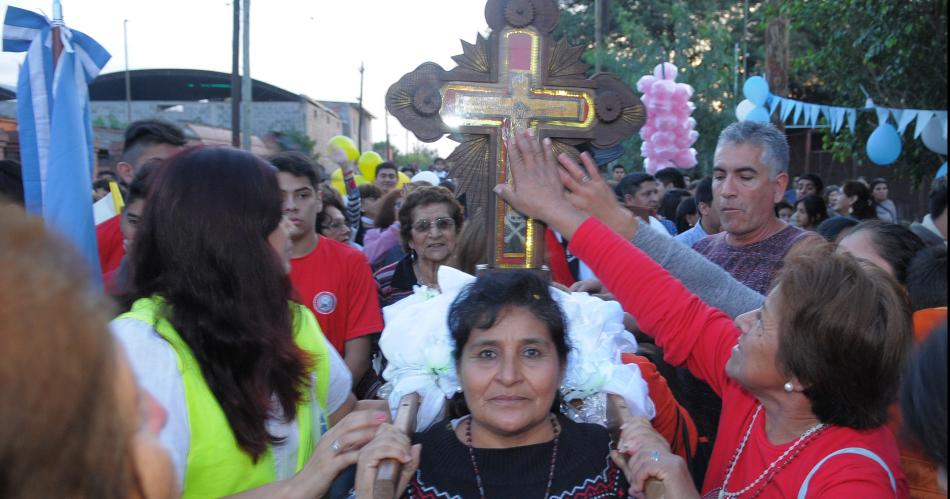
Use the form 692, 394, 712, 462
921, 117, 948, 155
736, 99, 756, 121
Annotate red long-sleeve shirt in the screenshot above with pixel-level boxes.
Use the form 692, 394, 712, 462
569, 218, 908, 498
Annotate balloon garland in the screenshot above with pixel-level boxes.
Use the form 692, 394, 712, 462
636, 63, 699, 174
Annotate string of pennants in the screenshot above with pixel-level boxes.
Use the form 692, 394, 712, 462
765, 95, 948, 141
738, 76, 947, 166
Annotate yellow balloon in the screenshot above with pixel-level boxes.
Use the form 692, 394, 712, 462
328, 135, 359, 161
330, 168, 346, 197
396, 171, 411, 189
357, 151, 384, 179
331, 169, 370, 196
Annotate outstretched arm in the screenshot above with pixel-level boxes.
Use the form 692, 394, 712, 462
551, 149, 763, 319
494, 130, 739, 393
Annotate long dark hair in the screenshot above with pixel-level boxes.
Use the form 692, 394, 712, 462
842, 181, 876, 220
122, 147, 311, 460
795, 195, 829, 229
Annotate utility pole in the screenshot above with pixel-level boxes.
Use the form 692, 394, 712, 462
594, 0, 602, 73
240, 0, 251, 150
357, 62, 365, 153
733, 42, 740, 101
123, 19, 131, 124
742, 0, 749, 82
231, 1, 240, 147
385, 107, 392, 161
765, 0, 789, 130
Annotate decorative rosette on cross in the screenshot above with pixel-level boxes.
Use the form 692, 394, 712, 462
385, 62, 451, 143
379, 266, 656, 431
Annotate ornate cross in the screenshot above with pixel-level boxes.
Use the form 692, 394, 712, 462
387, 0, 644, 270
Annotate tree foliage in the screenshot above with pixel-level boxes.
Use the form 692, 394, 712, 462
556, 0, 746, 174
554, 0, 947, 181
372, 141, 439, 168
769, 0, 947, 183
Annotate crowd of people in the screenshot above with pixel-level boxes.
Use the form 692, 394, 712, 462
0, 117, 945, 498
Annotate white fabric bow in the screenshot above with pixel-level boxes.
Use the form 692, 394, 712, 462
380, 266, 655, 431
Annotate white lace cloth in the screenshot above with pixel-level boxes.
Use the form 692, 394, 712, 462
380, 266, 656, 431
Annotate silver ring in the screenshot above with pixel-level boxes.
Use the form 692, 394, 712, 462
650, 450, 660, 462
330, 439, 341, 453
580, 175, 592, 184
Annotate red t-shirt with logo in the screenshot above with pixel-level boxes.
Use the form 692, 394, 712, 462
289, 236, 383, 355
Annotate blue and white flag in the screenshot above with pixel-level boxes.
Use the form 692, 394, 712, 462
3, 6, 110, 280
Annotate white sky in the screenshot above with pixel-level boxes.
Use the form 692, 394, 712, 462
0, 0, 494, 157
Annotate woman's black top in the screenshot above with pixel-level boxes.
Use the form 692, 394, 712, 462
406, 414, 629, 498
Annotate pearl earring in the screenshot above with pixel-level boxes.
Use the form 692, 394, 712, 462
784, 382, 795, 393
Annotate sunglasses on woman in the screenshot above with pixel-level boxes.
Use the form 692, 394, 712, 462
412, 217, 456, 233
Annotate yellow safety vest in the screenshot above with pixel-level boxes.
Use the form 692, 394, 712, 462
119, 296, 331, 498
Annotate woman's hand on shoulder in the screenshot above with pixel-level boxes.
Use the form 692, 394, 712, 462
354, 423, 421, 499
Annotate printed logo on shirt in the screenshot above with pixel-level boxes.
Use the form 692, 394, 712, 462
313, 292, 337, 315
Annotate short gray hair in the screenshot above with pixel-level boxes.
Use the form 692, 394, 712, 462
716, 121, 789, 178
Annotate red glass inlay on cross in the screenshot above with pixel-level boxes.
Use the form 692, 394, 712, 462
508, 33, 532, 71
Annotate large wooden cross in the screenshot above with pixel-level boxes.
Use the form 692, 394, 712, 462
387, 0, 644, 270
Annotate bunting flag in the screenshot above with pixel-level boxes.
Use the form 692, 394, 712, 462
755, 84, 946, 145
3, 6, 111, 282
914, 110, 934, 139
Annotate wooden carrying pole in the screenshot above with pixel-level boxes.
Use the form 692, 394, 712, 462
373, 393, 420, 499
373, 393, 664, 498
607, 394, 666, 498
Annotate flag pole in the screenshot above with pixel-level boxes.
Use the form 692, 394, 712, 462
51, 0, 63, 66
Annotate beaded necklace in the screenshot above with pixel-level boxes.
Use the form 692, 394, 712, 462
465, 415, 560, 499
704, 405, 828, 499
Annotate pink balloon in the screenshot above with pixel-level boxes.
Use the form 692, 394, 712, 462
672, 106, 692, 122
639, 121, 656, 136
654, 114, 679, 131
674, 131, 694, 149
652, 131, 676, 147
672, 86, 691, 104
641, 141, 655, 157
653, 145, 678, 161
651, 96, 674, 114
637, 75, 657, 93
653, 62, 679, 81
652, 80, 676, 99
673, 148, 698, 168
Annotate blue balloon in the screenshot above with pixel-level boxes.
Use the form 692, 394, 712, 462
743, 76, 770, 107
866, 124, 902, 165
744, 106, 770, 123
937, 162, 947, 179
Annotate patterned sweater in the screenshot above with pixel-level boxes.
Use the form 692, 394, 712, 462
406, 415, 628, 499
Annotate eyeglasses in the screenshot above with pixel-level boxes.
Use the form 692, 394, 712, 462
412, 217, 455, 233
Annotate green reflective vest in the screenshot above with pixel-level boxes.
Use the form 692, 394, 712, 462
119, 297, 331, 498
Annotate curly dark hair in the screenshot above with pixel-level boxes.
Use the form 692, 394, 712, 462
397, 186, 463, 252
